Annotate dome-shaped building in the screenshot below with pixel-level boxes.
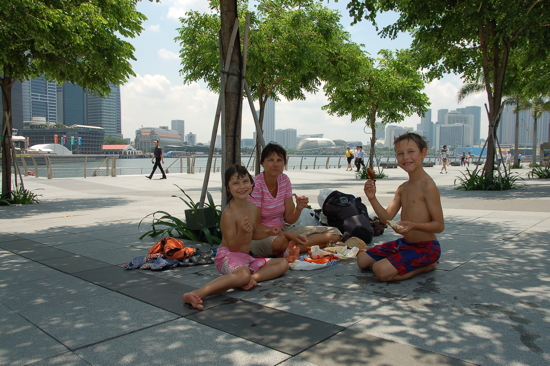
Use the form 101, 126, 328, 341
296, 138, 336, 150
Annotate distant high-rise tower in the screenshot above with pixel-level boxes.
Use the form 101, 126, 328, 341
186, 132, 197, 145
437, 109, 448, 124
419, 109, 434, 146
57, 83, 86, 126
22, 76, 58, 124
86, 84, 121, 138
462, 106, 482, 144
171, 119, 185, 139
262, 98, 275, 143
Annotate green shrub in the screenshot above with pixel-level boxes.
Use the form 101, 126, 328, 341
356, 167, 388, 180
454, 168, 524, 190
139, 184, 222, 246
527, 165, 550, 179
0, 185, 40, 205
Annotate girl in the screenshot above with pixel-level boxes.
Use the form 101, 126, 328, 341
183, 164, 289, 310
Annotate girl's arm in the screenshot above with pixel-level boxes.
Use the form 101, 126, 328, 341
220, 209, 253, 252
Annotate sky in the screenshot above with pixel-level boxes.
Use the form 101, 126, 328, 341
120, 0, 489, 144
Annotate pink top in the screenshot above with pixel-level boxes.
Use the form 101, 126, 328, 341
248, 172, 293, 227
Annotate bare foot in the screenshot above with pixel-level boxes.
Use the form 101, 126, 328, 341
241, 279, 257, 291
183, 292, 204, 310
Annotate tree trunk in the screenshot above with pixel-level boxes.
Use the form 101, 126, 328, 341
1, 76, 14, 199
220, 0, 242, 170
254, 96, 267, 175
514, 97, 519, 167
369, 123, 376, 169
532, 116, 538, 166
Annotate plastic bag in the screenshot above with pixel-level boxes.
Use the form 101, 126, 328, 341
289, 257, 340, 270
293, 208, 319, 227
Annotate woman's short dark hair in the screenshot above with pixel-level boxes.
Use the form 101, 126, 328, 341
260, 142, 287, 164
224, 163, 254, 204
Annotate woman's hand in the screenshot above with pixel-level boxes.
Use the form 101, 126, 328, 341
284, 232, 308, 247
293, 193, 309, 210
268, 227, 282, 237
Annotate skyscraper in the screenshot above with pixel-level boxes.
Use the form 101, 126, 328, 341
437, 109, 448, 124
171, 119, 185, 138
21, 76, 58, 124
458, 106, 482, 144
57, 83, 86, 126
86, 84, 121, 138
262, 98, 275, 143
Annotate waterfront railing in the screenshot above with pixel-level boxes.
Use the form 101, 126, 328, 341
4, 154, 487, 179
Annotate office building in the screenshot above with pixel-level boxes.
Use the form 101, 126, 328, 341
418, 109, 434, 146
275, 128, 297, 150
261, 98, 275, 143
458, 106, 482, 144
437, 109, 448, 124
23, 118, 105, 154
171, 119, 185, 138
436, 123, 472, 148
498, 104, 549, 146
385, 125, 411, 147
86, 84, 121, 138
57, 83, 86, 127
20, 77, 58, 126
134, 127, 183, 152
186, 132, 197, 146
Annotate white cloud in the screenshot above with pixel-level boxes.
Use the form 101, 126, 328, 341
121, 74, 219, 141
146, 24, 161, 32
165, 0, 213, 20
157, 48, 179, 60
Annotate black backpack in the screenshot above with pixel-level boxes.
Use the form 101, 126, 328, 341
322, 190, 374, 244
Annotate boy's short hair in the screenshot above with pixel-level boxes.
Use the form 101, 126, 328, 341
224, 163, 254, 204
394, 132, 428, 152
261, 142, 287, 164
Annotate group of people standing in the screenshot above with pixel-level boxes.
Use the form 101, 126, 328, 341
345, 146, 367, 172
184, 137, 443, 310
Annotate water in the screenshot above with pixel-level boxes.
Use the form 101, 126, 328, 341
10, 154, 475, 178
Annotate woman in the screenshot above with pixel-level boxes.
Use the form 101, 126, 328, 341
345, 147, 354, 171
248, 143, 342, 257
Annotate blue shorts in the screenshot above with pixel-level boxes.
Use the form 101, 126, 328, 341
366, 238, 441, 275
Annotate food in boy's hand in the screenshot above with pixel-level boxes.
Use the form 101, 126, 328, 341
386, 220, 404, 230
366, 167, 376, 180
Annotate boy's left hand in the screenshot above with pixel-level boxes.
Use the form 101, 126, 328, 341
393, 221, 413, 234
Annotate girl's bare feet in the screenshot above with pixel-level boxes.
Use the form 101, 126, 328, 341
183, 292, 204, 310
241, 279, 257, 290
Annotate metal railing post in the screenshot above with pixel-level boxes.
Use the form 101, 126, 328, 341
84, 156, 87, 178
45, 156, 53, 179
111, 157, 116, 177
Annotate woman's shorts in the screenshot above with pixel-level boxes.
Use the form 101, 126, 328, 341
250, 225, 342, 257
366, 238, 441, 275
214, 247, 268, 275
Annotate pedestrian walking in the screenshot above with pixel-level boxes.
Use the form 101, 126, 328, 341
345, 147, 354, 171
440, 145, 448, 174
146, 139, 167, 179
354, 146, 366, 172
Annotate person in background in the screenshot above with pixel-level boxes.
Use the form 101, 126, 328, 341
355, 145, 366, 172
460, 152, 466, 166
440, 145, 448, 174
345, 147, 354, 171
146, 139, 167, 180
467, 152, 472, 167
518, 153, 522, 165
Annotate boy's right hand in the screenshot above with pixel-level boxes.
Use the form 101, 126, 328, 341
363, 180, 376, 200
240, 217, 253, 233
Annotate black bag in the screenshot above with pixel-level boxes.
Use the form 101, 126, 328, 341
322, 190, 374, 244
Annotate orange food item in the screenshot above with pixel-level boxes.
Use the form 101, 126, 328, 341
367, 167, 376, 180
304, 255, 339, 264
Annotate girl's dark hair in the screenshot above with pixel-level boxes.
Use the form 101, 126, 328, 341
224, 163, 254, 204
260, 142, 287, 164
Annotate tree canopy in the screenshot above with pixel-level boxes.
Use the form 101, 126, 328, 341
346, 0, 550, 183
323, 48, 429, 168
1, 0, 147, 196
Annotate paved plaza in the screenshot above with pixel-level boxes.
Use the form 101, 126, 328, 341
1, 164, 549, 365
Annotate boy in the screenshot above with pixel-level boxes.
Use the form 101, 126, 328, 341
357, 132, 444, 282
